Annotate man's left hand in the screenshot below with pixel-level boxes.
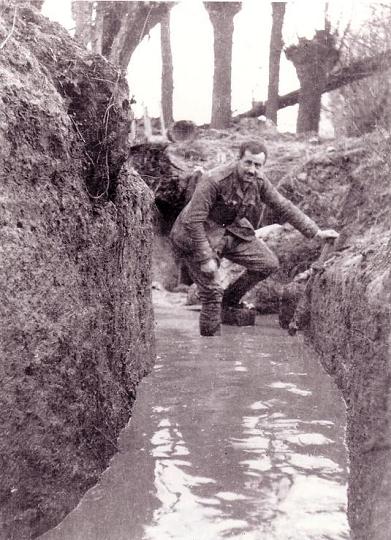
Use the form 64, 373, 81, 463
315, 229, 339, 241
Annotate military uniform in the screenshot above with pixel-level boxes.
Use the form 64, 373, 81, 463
170, 161, 320, 336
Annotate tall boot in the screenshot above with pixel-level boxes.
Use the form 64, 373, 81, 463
222, 270, 265, 307
199, 301, 221, 336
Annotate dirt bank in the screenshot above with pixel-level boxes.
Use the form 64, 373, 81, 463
309, 136, 391, 539
0, 4, 154, 539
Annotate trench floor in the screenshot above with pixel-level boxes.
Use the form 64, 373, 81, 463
41, 291, 349, 540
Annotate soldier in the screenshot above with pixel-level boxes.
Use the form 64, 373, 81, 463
170, 140, 338, 336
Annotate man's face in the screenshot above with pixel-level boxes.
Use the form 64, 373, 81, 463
237, 150, 266, 181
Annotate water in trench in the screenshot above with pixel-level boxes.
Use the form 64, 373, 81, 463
41, 292, 349, 540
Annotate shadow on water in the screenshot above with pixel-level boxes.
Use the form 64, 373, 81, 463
41, 292, 349, 540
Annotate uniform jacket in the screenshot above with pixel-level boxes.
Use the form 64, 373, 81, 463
170, 161, 320, 263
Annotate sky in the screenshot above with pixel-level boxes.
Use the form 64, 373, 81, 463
42, 0, 366, 133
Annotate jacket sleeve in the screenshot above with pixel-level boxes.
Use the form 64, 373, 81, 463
183, 175, 219, 262
262, 178, 320, 239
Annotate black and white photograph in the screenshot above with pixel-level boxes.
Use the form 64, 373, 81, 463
0, 1, 390, 539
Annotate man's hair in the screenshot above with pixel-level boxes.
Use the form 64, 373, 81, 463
238, 140, 268, 162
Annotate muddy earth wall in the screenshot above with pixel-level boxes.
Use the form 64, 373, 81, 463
0, 5, 154, 539
309, 144, 391, 539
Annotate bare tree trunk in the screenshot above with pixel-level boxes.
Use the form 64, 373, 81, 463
108, 2, 169, 70
100, 2, 127, 60
285, 30, 339, 133
91, 2, 104, 55
107, 3, 135, 67
71, 1, 168, 69
71, 1, 93, 48
205, 2, 242, 129
265, 2, 286, 124
161, 10, 173, 127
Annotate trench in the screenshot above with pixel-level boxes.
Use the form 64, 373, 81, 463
40, 292, 349, 540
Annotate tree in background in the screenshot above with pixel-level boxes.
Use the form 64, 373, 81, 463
265, 2, 286, 124
330, 3, 391, 136
72, 1, 92, 48
205, 1, 242, 129
284, 3, 340, 134
161, 8, 174, 128
285, 29, 339, 133
72, 1, 169, 70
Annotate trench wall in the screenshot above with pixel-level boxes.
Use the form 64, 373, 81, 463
0, 5, 154, 538
309, 153, 391, 539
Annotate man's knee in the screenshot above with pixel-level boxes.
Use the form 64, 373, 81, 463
251, 253, 279, 278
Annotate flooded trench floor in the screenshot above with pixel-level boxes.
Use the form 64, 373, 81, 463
41, 293, 349, 540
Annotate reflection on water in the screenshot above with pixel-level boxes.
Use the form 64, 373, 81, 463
268, 382, 312, 396
40, 299, 349, 540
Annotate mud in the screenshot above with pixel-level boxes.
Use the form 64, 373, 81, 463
0, 4, 154, 538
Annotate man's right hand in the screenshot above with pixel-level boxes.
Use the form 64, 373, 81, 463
315, 229, 339, 241
200, 259, 218, 275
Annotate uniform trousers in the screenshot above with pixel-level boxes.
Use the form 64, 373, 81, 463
179, 234, 279, 336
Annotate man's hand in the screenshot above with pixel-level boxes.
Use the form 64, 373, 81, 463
200, 259, 218, 275
315, 229, 339, 241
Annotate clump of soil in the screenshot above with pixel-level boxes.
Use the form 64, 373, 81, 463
0, 4, 154, 538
